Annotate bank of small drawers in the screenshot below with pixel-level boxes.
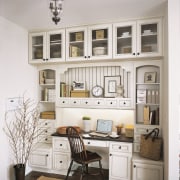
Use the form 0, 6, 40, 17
57, 98, 133, 109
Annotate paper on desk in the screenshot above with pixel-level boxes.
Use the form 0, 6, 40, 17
82, 134, 91, 138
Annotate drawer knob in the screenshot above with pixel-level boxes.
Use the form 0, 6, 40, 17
45, 123, 48, 125
146, 129, 149, 133
45, 138, 48, 141
62, 101, 65, 103
109, 154, 112, 156
88, 142, 90, 144
60, 161, 62, 163
134, 165, 136, 168
123, 102, 126, 105
97, 102, 100, 104
45, 130, 48, 133
110, 102, 113, 104
85, 101, 88, 104
119, 146, 121, 149
46, 154, 49, 157
74, 101, 76, 104
60, 144, 62, 146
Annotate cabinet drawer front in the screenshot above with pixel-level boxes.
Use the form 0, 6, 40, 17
53, 152, 70, 170
110, 142, 132, 153
133, 143, 140, 152
119, 100, 131, 107
106, 99, 117, 107
84, 139, 108, 147
39, 120, 55, 128
81, 99, 94, 106
29, 151, 51, 169
53, 138, 70, 152
38, 135, 52, 143
58, 98, 69, 106
94, 99, 105, 106
69, 99, 81, 105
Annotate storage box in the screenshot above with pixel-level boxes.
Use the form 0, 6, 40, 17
40, 111, 55, 119
96, 30, 104, 39
75, 32, 83, 41
70, 90, 89, 98
125, 125, 134, 137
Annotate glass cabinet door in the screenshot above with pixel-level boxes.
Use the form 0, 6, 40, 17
29, 32, 46, 62
66, 27, 87, 61
88, 24, 112, 60
47, 30, 65, 61
113, 21, 136, 58
137, 18, 162, 57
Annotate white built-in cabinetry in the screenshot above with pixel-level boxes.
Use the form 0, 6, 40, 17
109, 142, 132, 180
113, 18, 162, 58
132, 153, 163, 180
66, 24, 112, 61
29, 30, 65, 64
28, 17, 164, 179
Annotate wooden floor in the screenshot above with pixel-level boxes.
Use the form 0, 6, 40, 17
25, 168, 109, 180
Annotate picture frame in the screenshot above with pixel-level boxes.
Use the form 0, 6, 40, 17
73, 81, 86, 90
144, 72, 156, 83
104, 76, 121, 97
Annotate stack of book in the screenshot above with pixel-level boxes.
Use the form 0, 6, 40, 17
42, 88, 55, 102
60, 82, 72, 97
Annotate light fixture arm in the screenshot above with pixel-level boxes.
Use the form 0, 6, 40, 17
49, 0, 64, 25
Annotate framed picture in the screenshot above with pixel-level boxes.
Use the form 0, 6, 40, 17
73, 81, 86, 90
104, 76, 121, 97
144, 72, 157, 83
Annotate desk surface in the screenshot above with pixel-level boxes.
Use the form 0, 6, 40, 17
52, 132, 133, 143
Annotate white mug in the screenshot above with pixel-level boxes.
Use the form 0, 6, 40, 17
111, 131, 117, 136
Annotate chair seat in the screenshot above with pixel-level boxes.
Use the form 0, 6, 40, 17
73, 150, 102, 164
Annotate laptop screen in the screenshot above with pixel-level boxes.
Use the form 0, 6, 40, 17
96, 119, 113, 133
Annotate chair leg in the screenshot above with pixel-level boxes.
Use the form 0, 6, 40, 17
80, 164, 86, 180
99, 160, 104, 180
85, 164, 88, 174
65, 160, 73, 180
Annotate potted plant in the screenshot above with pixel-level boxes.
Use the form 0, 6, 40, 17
82, 116, 91, 132
3, 96, 40, 180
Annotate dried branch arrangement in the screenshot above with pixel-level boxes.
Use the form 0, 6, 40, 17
3, 96, 41, 166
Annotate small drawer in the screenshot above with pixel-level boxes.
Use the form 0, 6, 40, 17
106, 99, 117, 107
58, 98, 69, 106
69, 99, 81, 105
81, 99, 94, 106
39, 128, 54, 136
133, 142, 140, 152
53, 137, 70, 152
134, 134, 141, 142
94, 99, 105, 106
110, 142, 132, 153
84, 140, 107, 147
39, 120, 55, 128
38, 135, 52, 144
119, 100, 131, 107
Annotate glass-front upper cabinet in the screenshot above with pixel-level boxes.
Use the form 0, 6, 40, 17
66, 24, 112, 61
137, 18, 162, 57
113, 21, 136, 58
29, 30, 65, 64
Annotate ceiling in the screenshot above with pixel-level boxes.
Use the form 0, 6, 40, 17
0, 0, 167, 31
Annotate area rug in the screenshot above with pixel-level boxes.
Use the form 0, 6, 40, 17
37, 176, 63, 180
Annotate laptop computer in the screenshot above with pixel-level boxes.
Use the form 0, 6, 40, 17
89, 119, 113, 137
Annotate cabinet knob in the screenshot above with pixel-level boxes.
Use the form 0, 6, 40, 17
45, 123, 48, 125
88, 56, 90, 58
60, 161, 62, 163
137, 52, 140, 55
45, 138, 48, 141
85, 101, 88, 104
73, 101, 76, 104
123, 102, 126, 105
45, 130, 48, 133
43, 59, 46, 61
46, 154, 49, 157
88, 142, 90, 144
110, 102, 113, 104
110, 154, 112, 156
46, 58, 48, 61
133, 53, 135, 55
134, 165, 136, 168
97, 101, 100, 104
146, 129, 149, 133
62, 101, 65, 103
84, 56, 87, 58
60, 144, 62, 146
119, 146, 121, 149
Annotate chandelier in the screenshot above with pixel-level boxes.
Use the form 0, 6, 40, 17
49, 0, 64, 25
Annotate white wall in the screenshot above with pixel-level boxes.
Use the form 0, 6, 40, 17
0, 16, 37, 180
168, 0, 180, 179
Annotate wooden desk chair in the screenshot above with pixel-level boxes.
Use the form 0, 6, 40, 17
65, 126, 104, 180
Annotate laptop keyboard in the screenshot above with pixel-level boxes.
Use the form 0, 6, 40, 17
89, 132, 108, 137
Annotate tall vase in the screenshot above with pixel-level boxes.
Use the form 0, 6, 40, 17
83, 120, 91, 132
14, 164, 25, 180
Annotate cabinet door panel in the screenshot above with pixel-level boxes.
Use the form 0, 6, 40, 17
109, 152, 131, 180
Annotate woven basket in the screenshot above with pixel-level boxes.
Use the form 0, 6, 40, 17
139, 128, 162, 161
56, 126, 81, 134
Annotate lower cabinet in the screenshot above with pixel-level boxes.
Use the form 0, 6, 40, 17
132, 153, 163, 180
109, 142, 132, 180
52, 137, 71, 175
29, 143, 52, 169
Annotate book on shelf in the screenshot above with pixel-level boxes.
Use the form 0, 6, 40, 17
151, 90, 156, 104
48, 89, 56, 102
155, 90, 159, 104
155, 107, 159, 125
39, 70, 47, 84
143, 106, 150, 125
60, 82, 66, 97
149, 110, 156, 125
147, 90, 152, 104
